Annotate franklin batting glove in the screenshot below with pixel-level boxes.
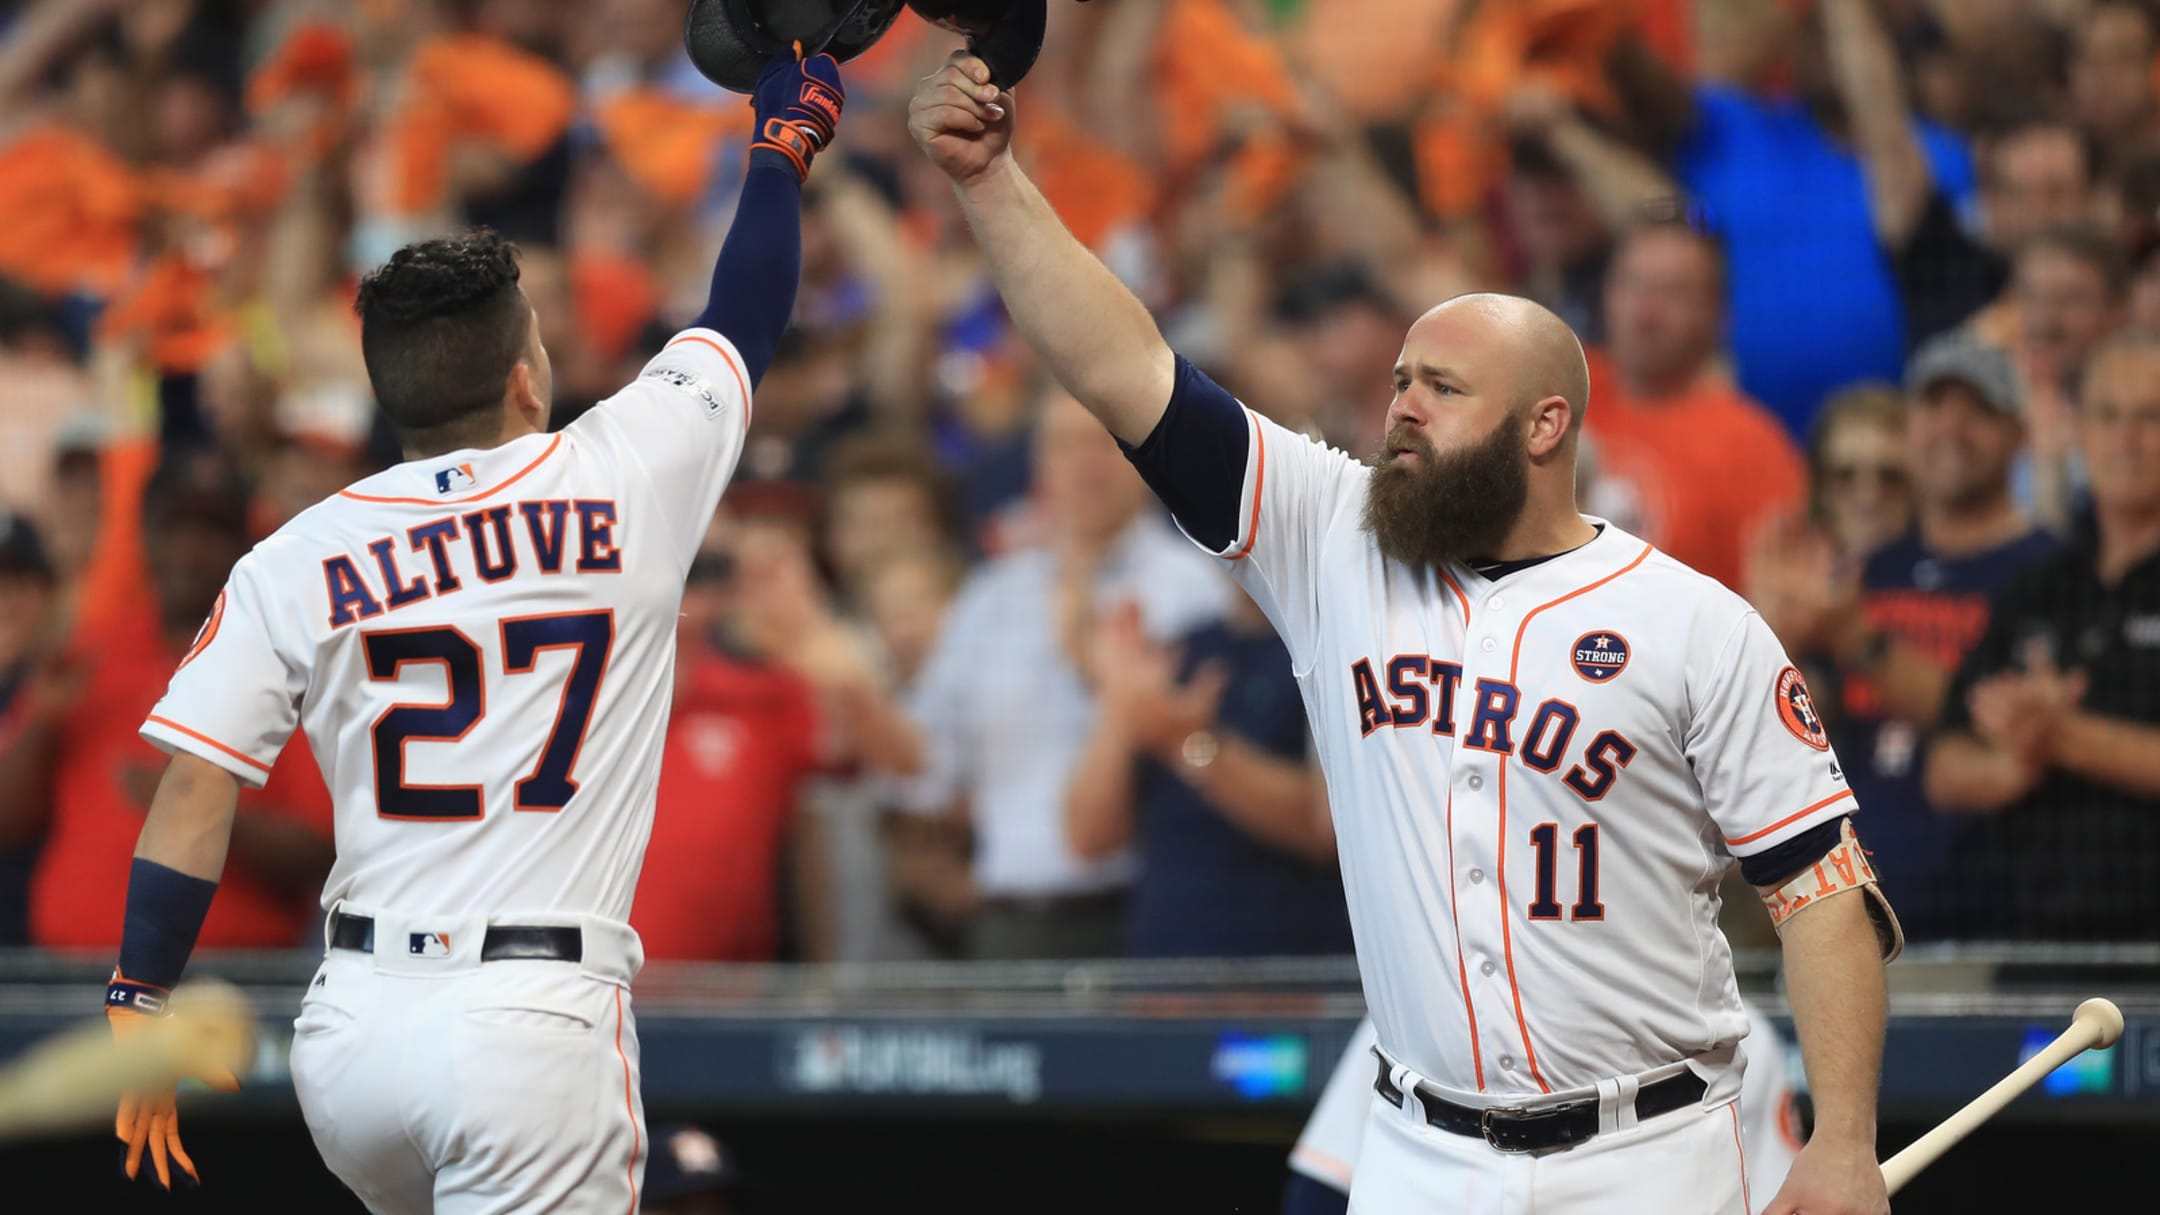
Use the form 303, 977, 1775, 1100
749, 50, 845, 182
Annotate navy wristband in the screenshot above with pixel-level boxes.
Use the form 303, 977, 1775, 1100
116, 858, 220, 990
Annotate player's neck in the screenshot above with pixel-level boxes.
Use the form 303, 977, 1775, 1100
401, 413, 544, 463
1480, 495, 1599, 564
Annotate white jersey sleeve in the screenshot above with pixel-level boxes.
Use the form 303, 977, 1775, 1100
1685, 609, 1854, 860
1188, 410, 1364, 673
573, 326, 752, 575
139, 552, 304, 788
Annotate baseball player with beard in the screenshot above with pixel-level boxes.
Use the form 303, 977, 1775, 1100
98, 54, 844, 1212
912, 52, 1902, 1215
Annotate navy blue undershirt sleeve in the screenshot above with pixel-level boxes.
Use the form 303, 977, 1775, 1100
117, 858, 220, 989
1737, 815, 1850, 888
691, 162, 802, 388
1116, 355, 1252, 552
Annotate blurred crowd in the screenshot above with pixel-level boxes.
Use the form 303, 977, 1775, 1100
1, 0, 2158, 967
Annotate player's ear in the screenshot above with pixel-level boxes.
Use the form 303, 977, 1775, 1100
507, 360, 545, 430
1525, 394, 1572, 459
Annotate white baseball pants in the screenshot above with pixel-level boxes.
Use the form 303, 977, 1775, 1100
1345, 1069, 1750, 1215
287, 908, 648, 1215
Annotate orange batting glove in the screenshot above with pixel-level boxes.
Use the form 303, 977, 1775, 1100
107, 973, 240, 1188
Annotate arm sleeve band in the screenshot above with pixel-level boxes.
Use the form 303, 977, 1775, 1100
691, 162, 803, 388
1738, 815, 1847, 888
1757, 817, 1905, 964
1116, 355, 1252, 552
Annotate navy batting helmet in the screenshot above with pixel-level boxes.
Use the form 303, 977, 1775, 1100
905, 0, 1048, 88
685, 0, 908, 93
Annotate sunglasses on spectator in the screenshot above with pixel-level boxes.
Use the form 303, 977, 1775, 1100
1825, 463, 1908, 489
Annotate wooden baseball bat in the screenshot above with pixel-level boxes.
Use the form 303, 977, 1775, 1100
0, 980, 256, 1141
1879, 997, 2124, 1195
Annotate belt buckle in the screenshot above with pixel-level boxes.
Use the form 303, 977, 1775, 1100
1478, 1105, 1534, 1153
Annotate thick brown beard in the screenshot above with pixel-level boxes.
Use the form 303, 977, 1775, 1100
1360, 413, 1531, 569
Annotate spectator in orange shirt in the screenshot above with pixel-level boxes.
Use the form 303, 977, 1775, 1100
0, 464, 333, 954
1581, 218, 1808, 590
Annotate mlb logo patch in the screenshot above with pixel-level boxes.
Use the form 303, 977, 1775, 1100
434, 463, 479, 494
1571, 631, 1631, 683
641, 365, 722, 417
408, 932, 453, 958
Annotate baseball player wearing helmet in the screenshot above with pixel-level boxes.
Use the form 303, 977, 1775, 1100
911, 51, 1902, 1215
99, 54, 844, 1212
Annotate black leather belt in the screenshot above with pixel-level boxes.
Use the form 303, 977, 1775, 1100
1374, 1055, 1707, 1153
329, 912, 583, 963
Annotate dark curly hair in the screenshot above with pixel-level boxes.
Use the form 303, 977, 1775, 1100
355, 229, 534, 452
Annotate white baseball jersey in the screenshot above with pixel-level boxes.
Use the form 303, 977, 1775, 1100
140, 327, 753, 924
1187, 408, 1851, 1102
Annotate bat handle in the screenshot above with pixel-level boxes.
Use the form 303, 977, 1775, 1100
1879, 999, 2123, 1195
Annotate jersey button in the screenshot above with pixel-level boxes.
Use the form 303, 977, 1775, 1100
1481, 637, 1497, 653
1469, 868, 1485, 884
1499, 1055, 1517, 1071
1487, 596, 1504, 611
1480, 960, 1496, 976
1467, 773, 1483, 791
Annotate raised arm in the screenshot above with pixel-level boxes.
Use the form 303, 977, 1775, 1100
0, 0, 120, 123
1505, 82, 1683, 236
909, 53, 1175, 445
1822, 0, 1933, 246
691, 54, 845, 389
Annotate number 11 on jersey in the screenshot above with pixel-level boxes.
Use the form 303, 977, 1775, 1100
1527, 823, 1603, 921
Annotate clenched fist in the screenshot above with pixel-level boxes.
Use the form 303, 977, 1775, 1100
909, 52, 1012, 185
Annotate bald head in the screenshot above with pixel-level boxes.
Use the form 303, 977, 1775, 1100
1413, 294, 1591, 435
1369, 293, 1599, 567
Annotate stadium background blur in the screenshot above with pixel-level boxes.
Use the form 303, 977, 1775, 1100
1, 0, 2158, 1210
